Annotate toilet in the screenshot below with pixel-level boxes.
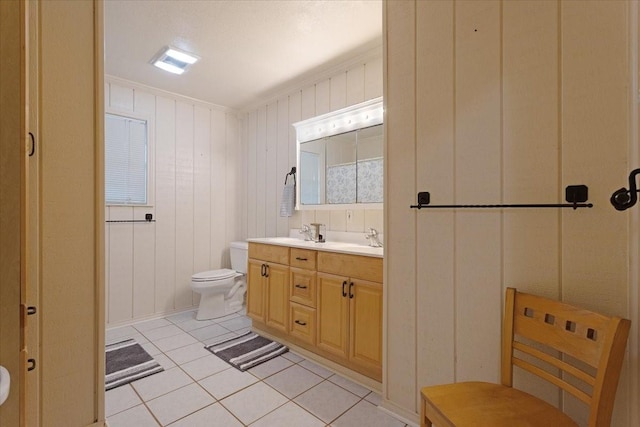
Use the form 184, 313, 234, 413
191, 241, 248, 320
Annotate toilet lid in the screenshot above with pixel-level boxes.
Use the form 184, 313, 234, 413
192, 268, 236, 282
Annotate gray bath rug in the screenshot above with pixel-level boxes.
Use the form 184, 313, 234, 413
205, 331, 288, 371
105, 338, 163, 390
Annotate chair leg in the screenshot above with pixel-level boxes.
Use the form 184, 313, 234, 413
420, 397, 433, 427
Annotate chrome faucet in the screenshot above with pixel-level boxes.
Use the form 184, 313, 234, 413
299, 224, 314, 241
310, 223, 326, 243
365, 228, 383, 247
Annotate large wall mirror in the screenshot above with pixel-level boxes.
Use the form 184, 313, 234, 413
294, 97, 383, 209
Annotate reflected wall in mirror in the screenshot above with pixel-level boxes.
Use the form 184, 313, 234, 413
294, 97, 383, 209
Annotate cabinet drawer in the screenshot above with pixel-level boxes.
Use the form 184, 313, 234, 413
289, 303, 316, 345
290, 267, 317, 308
290, 248, 317, 270
317, 252, 383, 283
249, 243, 289, 265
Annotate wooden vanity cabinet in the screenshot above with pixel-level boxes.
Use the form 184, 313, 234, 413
247, 244, 290, 333
289, 248, 317, 345
248, 241, 383, 382
317, 252, 383, 380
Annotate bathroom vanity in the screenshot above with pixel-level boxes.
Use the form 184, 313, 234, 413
246, 238, 383, 382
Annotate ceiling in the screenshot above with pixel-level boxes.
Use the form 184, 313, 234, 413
104, 0, 383, 111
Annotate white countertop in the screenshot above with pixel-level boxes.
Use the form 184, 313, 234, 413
246, 237, 383, 258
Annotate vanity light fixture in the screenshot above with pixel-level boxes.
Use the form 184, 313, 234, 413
294, 97, 383, 143
151, 46, 199, 75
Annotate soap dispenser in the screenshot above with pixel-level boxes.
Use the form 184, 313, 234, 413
310, 223, 326, 243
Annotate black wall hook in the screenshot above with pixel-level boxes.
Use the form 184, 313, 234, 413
611, 168, 640, 211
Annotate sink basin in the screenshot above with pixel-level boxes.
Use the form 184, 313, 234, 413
246, 237, 383, 257
0, 365, 10, 406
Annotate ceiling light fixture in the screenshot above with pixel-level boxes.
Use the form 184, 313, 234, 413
151, 46, 199, 75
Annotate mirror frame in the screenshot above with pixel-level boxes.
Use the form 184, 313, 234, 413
293, 97, 383, 210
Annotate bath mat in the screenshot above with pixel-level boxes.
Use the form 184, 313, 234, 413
105, 338, 164, 391
205, 331, 288, 371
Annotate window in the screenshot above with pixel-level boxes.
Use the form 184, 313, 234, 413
105, 114, 148, 205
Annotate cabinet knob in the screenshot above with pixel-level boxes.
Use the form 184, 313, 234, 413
295, 284, 307, 289
295, 257, 308, 261
294, 320, 307, 326
342, 281, 347, 297
349, 282, 354, 299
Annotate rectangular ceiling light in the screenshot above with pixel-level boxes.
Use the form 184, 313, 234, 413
151, 46, 199, 75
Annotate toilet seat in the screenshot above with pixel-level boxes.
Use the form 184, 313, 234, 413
192, 268, 237, 282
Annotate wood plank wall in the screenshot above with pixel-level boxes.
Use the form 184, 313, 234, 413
241, 51, 384, 239
104, 78, 242, 326
385, 1, 633, 425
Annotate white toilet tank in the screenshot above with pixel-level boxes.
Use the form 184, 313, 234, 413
229, 241, 248, 274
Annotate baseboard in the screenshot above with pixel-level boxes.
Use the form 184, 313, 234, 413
106, 306, 197, 330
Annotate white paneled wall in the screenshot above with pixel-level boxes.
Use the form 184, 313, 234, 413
241, 49, 384, 239
105, 77, 241, 326
385, 1, 633, 425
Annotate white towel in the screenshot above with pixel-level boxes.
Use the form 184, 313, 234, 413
280, 182, 296, 217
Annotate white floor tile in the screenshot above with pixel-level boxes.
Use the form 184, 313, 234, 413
221, 382, 287, 425
328, 374, 371, 397
146, 383, 215, 426
140, 341, 162, 357
176, 317, 215, 332
217, 316, 252, 331
153, 353, 177, 370
294, 380, 360, 423
166, 310, 197, 325
142, 324, 184, 342
133, 318, 173, 332
165, 342, 211, 365
209, 312, 241, 323
168, 403, 242, 427
181, 354, 231, 381
189, 324, 232, 342
365, 391, 382, 406
264, 365, 323, 399
132, 367, 193, 401
248, 356, 293, 379
250, 401, 324, 427
105, 384, 142, 417
106, 326, 137, 343
153, 333, 199, 352
106, 330, 149, 346
202, 332, 238, 347
331, 400, 406, 427
198, 366, 259, 399
281, 351, 305, 363
298, 359, 334, 378
107, 404, 159, 427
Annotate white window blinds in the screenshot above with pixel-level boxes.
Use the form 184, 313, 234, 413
105, 114, 148, 205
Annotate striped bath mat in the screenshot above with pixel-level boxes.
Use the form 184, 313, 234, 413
205, 331, 288, 371
105, 338, 164, 390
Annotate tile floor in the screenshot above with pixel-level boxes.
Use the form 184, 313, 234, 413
105, 309, 408, 427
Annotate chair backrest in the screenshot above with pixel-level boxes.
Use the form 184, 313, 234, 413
501, 287, 630, 427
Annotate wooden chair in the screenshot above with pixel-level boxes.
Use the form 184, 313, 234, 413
420, 287, 630, 427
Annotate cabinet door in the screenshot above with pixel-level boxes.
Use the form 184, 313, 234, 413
265, 263, 289, 332
349, 279, 383, 375
317, 273, 349, 359
247, 259, 266, 323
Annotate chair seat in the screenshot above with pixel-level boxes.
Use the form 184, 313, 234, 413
421, 381, 578, 427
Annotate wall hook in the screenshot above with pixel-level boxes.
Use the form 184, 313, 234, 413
611, 168, 640, 211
